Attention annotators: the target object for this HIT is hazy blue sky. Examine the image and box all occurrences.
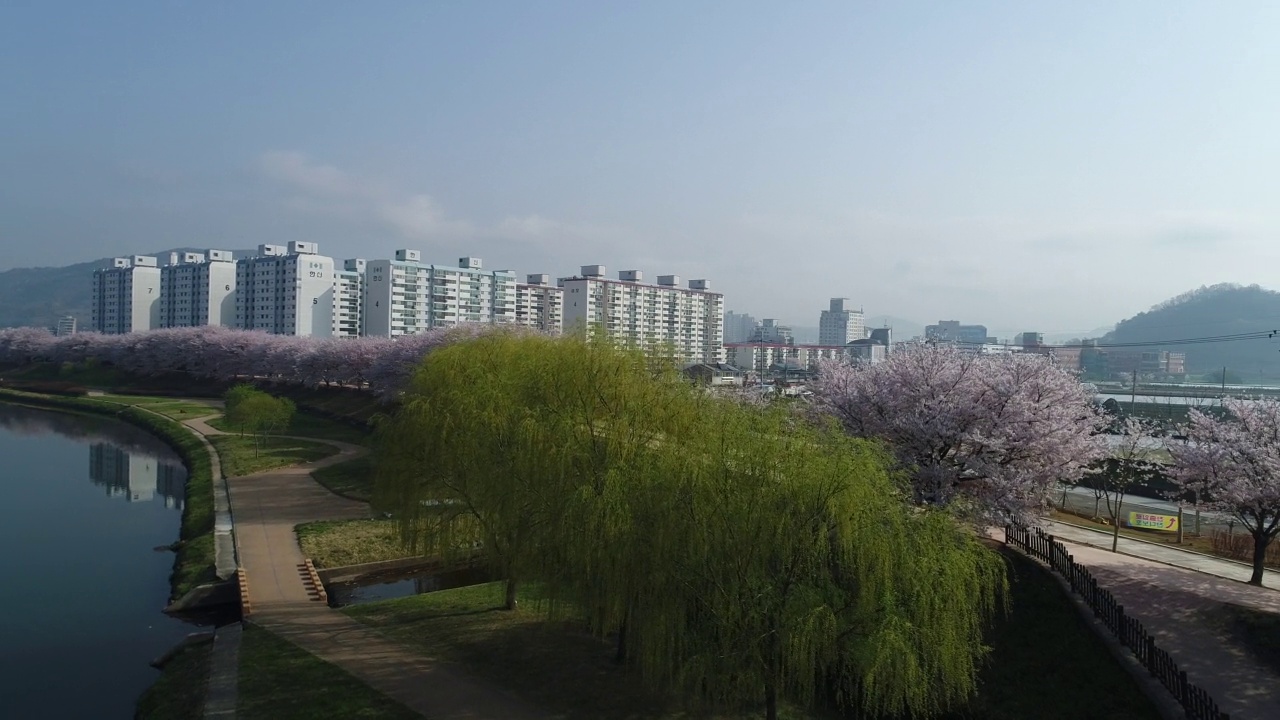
[4,1,1280,334]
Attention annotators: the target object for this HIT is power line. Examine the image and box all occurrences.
[937,330,1280,350]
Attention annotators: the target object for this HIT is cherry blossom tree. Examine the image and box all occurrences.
[1169,398,1280,586]
[812,344,1106,524]
[0,324,494,398]
[1084,416,1164,552]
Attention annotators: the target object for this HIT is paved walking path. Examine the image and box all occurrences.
[1042,518,1280,587]
[1001,525,1280,720]
[185,413,545,719]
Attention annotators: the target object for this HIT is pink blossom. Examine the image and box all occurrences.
[812,344,1106,524]
[1169,398,1280,585]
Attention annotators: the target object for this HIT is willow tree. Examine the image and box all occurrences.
[528,337,711,662]
[375,330,559,609]
[375,332,1009,718]
[629,402,1007,720]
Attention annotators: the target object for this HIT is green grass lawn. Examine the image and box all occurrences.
[238,624,418,720]
[1197,602,1280,675]
[296,519,413,568]
[96,393,221,420]
[209,434,338,477]
[344,550,1159,720]
[208,411,371,445]
[134,639,212,720]
[311,455,378,504]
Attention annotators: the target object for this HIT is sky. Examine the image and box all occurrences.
[4,1,1280,336]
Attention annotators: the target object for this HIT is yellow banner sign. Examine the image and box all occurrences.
[1128,512,1179,532]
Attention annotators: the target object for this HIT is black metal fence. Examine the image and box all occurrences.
[1005,523,1229,720]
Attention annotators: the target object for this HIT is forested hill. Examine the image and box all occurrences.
[0,257,111,331]
[0,249,252,331]
[1102,284,1280,382]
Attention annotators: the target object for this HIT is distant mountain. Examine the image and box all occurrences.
[0,249,253,330]
[1101,283,1280,382]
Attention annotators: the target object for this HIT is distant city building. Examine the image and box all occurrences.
[684,363,745,387]
[749,318,793,345]
[515,274,564,333]
[334,259,365,337]
[235,242,336,337]
[158,250,238,328]
[55,316,77,336]
[723,311,759,343]
[725,343,850,376]
[91,255,161,334]
[560,265,724,365]
[1094,350,1187,378]
[364,251,517,337]
[867,326,892,352]
[925,320,993,346]
[1015,331,1045,348]
[819,298,865,346]
[846,338,888,364]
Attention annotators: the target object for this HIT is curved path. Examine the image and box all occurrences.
[185,414,544,719]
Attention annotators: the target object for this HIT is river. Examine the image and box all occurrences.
[0,403,196,719]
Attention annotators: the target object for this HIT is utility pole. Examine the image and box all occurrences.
[1130,368,1138,415]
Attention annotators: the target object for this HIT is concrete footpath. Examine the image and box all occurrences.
[1008,523,1280,720]
[187,414,545,719]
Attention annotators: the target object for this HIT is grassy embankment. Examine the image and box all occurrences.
[134,641,213,720]
[237,624,418,720]
[343,550,1160,720]
[0,387,217,599]
[297,519,411,568]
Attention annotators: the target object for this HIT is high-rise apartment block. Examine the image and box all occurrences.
[750,318,793,345]
[363,251,517,337]
[158,250,238,328]
[515,274,564,332]
[91,256,161,334]
[334,259,365,338]
[818,298,865,346]
[559,266,724,364]
[55,316,77,336]
[723,311,759,343]
[235,242,336,337]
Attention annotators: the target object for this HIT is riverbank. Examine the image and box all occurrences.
[0,387,218,600]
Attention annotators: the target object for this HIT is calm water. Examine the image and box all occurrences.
[328,565,492,607]
[0,403,194,719]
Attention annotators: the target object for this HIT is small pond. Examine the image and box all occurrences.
[327,565,493,607]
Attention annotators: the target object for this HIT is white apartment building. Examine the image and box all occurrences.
[818,298,865,346]
[515,274,564,333]
[363,251,517,337]
[234,242,336,337]
[55,316,77,336]
[559,266,725,365]
[158,250,238,328]
[334,259,365,337]
[91,256,161,334]
[726,343,850,375]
